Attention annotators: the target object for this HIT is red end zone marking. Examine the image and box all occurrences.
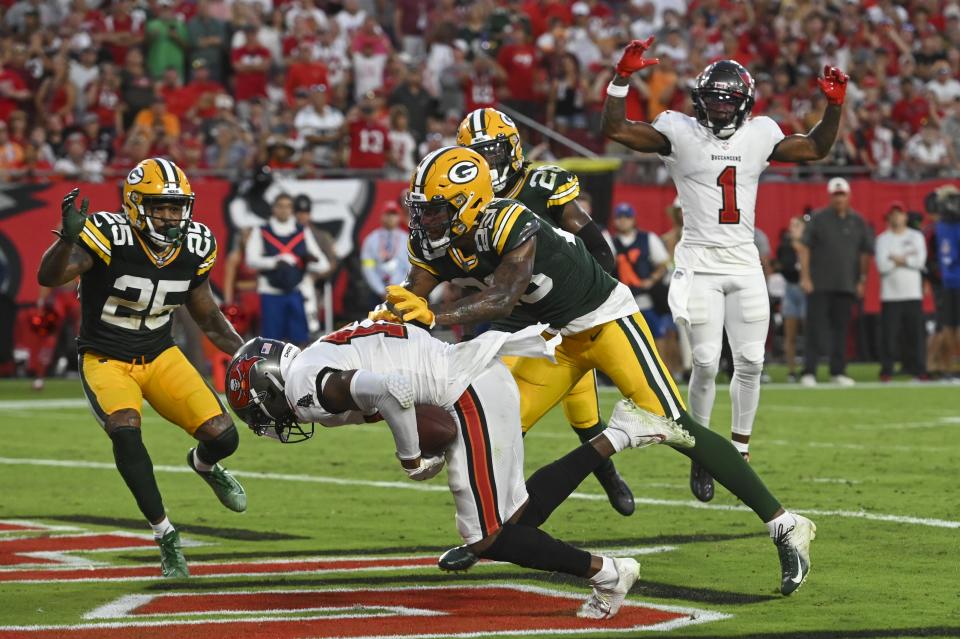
[0,556,438,582]
[0,534,156,566]
[0,585,728,638]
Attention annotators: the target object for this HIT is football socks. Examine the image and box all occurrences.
[478,524,592,578]
[109,427,165,523]
[518,443,605,528]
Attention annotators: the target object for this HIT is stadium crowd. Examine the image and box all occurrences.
[0,0,958,182]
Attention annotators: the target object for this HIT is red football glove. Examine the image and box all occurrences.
[817,66,848,105]
[615,37,660,78]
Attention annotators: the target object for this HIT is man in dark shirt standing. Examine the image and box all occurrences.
[798,178,875,386]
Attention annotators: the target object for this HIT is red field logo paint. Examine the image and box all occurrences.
[0,585,729,638]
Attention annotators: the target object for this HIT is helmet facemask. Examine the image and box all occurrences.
[133,193,195,247]
[693,90,750,139]
[408,190,478,254]
[469,137,517,194]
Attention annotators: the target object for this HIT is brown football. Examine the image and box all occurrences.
[415,404,457,456]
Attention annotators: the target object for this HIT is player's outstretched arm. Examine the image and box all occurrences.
[601,37,671,155]
[38,188,94,287]
[769,66,847,163]
[186,279,244,355]
[559,201,615,273]
[430,237,536,326]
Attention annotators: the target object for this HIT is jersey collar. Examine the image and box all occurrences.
[134,229,182,268]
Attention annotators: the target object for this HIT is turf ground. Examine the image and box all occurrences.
[0,369,958,638]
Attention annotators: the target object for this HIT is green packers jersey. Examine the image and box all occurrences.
[502,164,580,229]
[75,212,217,361]
[408,199,616,331]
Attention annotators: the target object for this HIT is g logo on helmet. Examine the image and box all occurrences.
[448,160,479,184]
[127,167,144,185]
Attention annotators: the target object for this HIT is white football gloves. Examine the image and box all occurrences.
[402,455,445,481]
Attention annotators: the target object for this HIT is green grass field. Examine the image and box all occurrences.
[1,372,958,638]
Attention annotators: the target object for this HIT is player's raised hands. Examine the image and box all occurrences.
[816,66,848,105]
[615,37,660,78]
[59,187,89,242]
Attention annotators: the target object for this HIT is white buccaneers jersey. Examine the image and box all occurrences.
[653,111,784,265]
[283,320,557,425]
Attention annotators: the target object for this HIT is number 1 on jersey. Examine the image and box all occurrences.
[716,165,741,224]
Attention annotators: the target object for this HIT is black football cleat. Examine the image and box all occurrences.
[689,460,715,502]
[438,545,479,572]
[594,461,635,516]
[774,515,816,595]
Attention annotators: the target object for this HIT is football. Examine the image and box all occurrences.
[415,404,457,456]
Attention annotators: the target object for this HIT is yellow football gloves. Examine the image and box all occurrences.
[385,285,436,329]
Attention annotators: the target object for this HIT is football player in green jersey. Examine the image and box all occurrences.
[37,158,246,578]
[455,107,634,518]
[376,146,816,596]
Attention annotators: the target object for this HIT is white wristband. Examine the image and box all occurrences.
[606,81,629,98]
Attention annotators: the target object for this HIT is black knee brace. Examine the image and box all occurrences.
[197,425,239,466]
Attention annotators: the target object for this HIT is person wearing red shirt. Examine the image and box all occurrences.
[101,0,145,65]
[184,59,225,119]
[284,42,329,106]
[463,56,503,113]
[892,80,932,134]
[157,67,194,118]
[497,26,542,118]
[346,98,389,169]
[231,26,271,102]
[0,62,30,122]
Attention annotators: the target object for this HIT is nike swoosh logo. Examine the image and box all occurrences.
[589,329,603,341]
[790,555,803,583]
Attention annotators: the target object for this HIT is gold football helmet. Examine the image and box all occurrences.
[407,146,493,252]
[456,108,524,195]
[122,157,195,247]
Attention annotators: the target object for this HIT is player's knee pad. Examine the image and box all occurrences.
[691,343,721,375]
[197,424,239,465]
[733,342,765,376]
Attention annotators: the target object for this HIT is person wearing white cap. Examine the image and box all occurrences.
[796,178,874,387]
[602,36,848,505]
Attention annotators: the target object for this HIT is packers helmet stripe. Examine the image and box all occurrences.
[153,157,174,183]
[412,147,449,193]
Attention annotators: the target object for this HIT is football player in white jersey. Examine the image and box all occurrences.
[602,37,847,502]
[225,321,695,619]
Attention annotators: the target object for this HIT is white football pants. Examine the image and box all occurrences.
[682,269,769,439]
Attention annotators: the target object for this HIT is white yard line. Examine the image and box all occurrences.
[0,456,955,530]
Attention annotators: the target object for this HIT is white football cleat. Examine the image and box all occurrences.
[775,514,817,596]
[831,374,855,387]
[800,374,817,387]
[578,557,640,620]
[607,400,695,449]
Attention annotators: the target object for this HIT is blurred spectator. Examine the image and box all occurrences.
[205,120,249,177]
[394,0,430,60]
[68,47,100,116]
[346,96,389,169]
[927,62,960,106]
[352,32,388,102]
[462,54,503,115]
[101,0,145,65]
[611,202,670,344]
[361,201,409,306]
[53,131,104,182]
[851,103,896,178]
[315,22,351,88]
[336,0,367,40]
[133,95,180,139]
[231,26,271,103]
[776,216,807,383]
[388,66,436,144]
[293,194,338,335]
[145,0,188,81]
[929,185,960,380]
[295,85,344,168]
[904,119,955,178]
[798,179,875,387]
[497,24,542,121]
[387,104,416,176]
[284,42,329,106]
[0,55,31,122]
[187,0,229,82]
[546,53,588,133]
[35,55,76,125]
[86,63,122,133]
[876,202,927,381]
[0,121,23,171]
[245,193,328,345]
[182,59,226,119]
[892,80,932,135]
[120,49,156,130]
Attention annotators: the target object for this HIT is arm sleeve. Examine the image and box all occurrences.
[650,110,677,161]
[350,369,420,460]
[76,215,113,265]
[875,234,894,274]
[244,227,279,271]
[576,222,615,274]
